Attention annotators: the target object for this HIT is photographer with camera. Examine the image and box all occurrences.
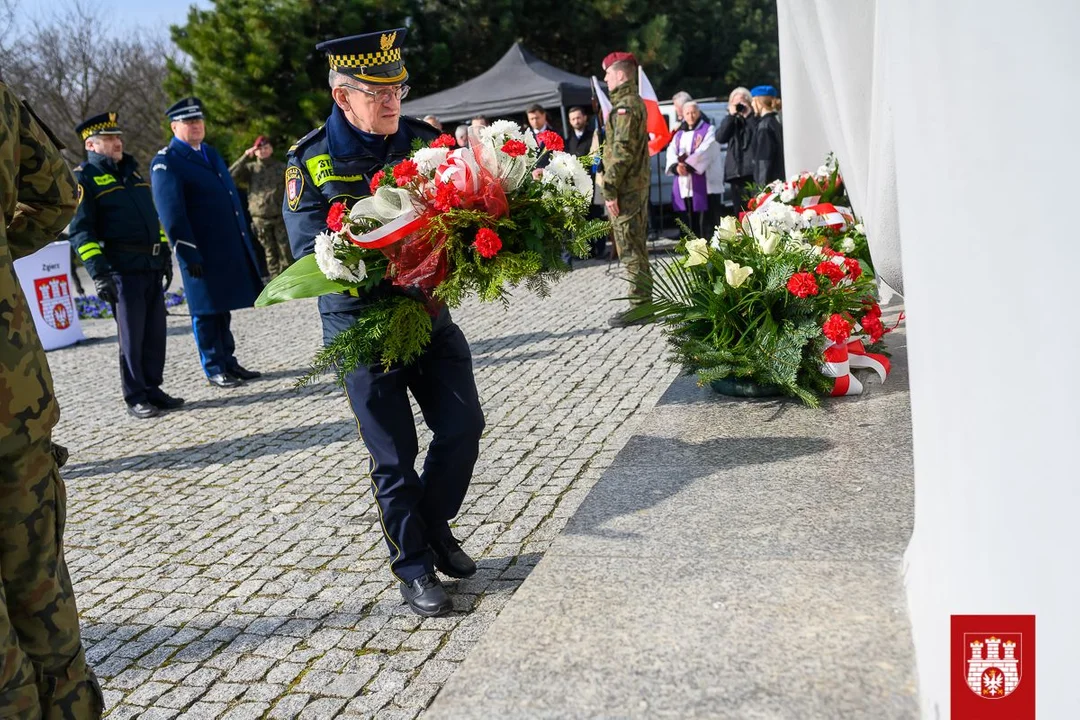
[716,86,757,213]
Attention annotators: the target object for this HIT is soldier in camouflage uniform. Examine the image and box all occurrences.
[230,136,292,278]
[0,80,104,719]
[601,52,652,327]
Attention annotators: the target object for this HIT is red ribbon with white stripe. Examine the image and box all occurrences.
[821,339,891,396]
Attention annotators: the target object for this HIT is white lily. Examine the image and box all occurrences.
[684,237,710,267]
[713,215,739,242]
[724,259,753,288]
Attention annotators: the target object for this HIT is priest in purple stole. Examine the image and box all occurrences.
[666,100,723,238]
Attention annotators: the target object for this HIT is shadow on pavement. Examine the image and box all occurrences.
[564,434,832,537]
[63,419,356,479]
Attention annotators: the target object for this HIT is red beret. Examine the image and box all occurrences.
[602,52,637,70]
[254,135,270,147]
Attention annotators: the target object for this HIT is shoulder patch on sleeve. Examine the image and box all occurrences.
[285,165,304,212]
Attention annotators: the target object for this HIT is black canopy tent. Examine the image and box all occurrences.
[401,43,595,131]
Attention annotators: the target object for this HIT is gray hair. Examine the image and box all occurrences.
[682,100,699,113]
[328,69,351,89]
[729,86,752,103]
[672,91,693,105]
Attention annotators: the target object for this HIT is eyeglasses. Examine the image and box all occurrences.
[341,83,410,103]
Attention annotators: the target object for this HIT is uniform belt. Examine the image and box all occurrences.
[106,242,164,256]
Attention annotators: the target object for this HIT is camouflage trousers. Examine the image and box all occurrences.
[0,439,103,719]
[609,188,651,306]
[251,217,293,279]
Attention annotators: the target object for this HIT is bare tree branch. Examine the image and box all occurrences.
[0,0,175,167]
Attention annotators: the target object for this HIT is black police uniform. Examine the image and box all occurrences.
[282,30,484,589]
[68,112,179,413]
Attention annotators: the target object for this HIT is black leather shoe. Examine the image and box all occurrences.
[148,392,185,410]
[127,402,160,419]
[400,573,453,617]
[431,536,476,579]
[208,373,243,388]
[229,365,262,380]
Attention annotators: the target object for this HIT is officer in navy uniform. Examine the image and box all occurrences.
[68,112,184,419]
[282,28,485,617]
[151,97,264,388]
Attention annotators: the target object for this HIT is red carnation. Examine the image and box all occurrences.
[369,170,386,194]
[433,182,461,212]
[861,313,886,343]
[823,313,852,344]
[326,202,347,232]
[786,271,819,298]
[473,227,502,259]
[843,257,863,280]
[816,260,845,285]
[862,299,882,319]
[393,159,419,187]
[821,247,841,257]
[430,134,456,148]
[501,139,527,157]
[536,130,564,152]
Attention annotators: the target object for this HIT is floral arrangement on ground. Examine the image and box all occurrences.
[745,154,873,270]
[634,204,895,407]
[256,122,607,383]
[77,289,186,319]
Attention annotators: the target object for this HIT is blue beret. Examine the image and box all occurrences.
[751,85,778,98]
[166,97,204,121]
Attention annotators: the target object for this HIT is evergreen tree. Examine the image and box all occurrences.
[166,0,779,158]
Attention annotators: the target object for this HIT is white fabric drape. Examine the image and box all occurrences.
[777,1,1079,717]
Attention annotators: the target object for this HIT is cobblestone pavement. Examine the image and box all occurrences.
[46,259,679,719]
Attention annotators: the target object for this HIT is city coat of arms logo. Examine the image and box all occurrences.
[34,274,73,330]
[963,634,1021,698]
[951,615,1035,720]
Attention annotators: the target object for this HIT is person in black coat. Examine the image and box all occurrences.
[68,112,184,419]
[564,107,605,257]
[283,29,485,619]
[749,85,785,186]
[716,86,758,212]
[152,97,264,389]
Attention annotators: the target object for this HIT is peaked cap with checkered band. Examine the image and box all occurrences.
[316,28,409,85]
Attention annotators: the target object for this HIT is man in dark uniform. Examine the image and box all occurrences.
[282,28,485,617]
[152,97,264,388]
[68,112,184,419]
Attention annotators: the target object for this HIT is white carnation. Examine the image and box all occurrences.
[541,151,592,198]
[314,231,366,283]
[841,237,856,253]
[480,120,526,146]
[779,187,796,203]
[412,147,449,175]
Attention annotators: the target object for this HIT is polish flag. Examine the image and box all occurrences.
[638,66,673,156]
[591,76,612,123]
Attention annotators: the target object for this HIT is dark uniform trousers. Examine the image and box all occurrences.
[324,309,485,583]
[111,271,167,405]
[191,313,238,377]
[286,108,485,582]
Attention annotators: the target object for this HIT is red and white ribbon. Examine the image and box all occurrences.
[800,202,854,231]
[345,210,426,249]
[821,339,891,397]
[435,148,481,195]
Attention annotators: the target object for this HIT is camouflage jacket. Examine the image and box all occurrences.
[0,81,78,458]
[601,80,650,199]
[230,153,286,219]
